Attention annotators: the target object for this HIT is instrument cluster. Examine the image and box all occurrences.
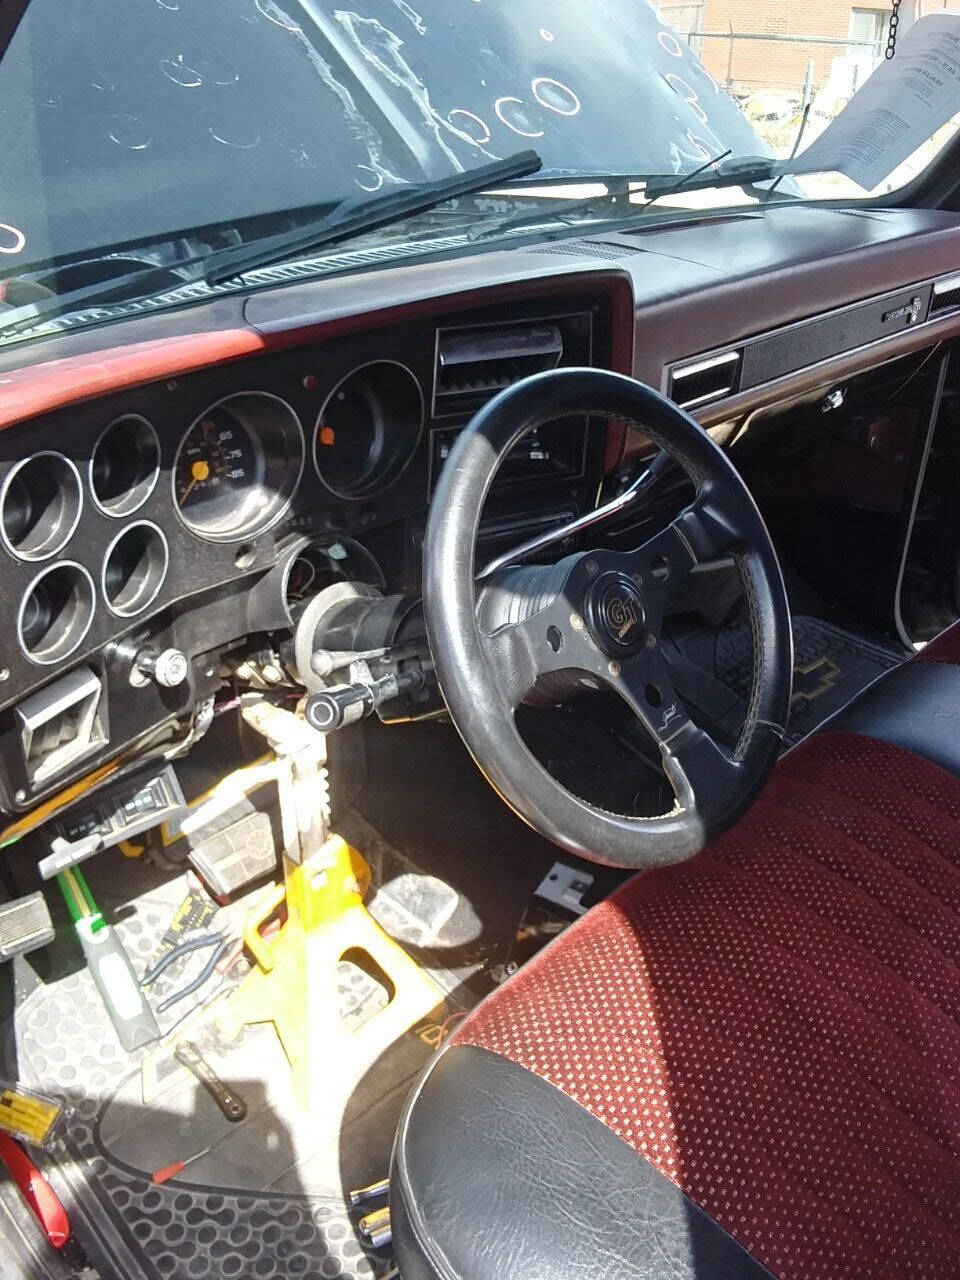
[0,358,430,688]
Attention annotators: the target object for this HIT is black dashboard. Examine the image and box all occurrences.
[0,292,615,811]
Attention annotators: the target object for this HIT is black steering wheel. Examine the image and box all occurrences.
[423,368,793,868]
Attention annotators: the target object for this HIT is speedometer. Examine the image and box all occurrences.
[173,393,304,541]
[175,406,262,532]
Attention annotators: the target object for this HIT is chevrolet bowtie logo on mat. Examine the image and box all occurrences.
[791,655,842,703]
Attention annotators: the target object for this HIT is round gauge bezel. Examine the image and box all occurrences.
[101,520,170,618]
[89,414,161,518]
[17,560,96,665]
[313,360,424,501]
[0,451,83,563]
[172,392,305,542]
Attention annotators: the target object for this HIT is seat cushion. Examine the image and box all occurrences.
[826,619,960,774]
[394,729,960,1280]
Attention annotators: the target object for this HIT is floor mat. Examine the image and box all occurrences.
[0,850,461,1280]
[716,614,906,745]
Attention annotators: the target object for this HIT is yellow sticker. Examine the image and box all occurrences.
[0,1089,60,1143]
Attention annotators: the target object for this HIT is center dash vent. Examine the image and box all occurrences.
[434,320,573,417]
[667,349,742,409]
[930,273,960,315]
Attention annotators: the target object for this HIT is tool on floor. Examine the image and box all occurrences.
[0,1133,71,1249]
[150,1127,237,1185]
[140,932,228,1014]
[357,1204,392,1249]
[161,875,218,944]
[56,866,160,1052]
[0,891,55,961]
[0,1082,66,1148]
[348,1176,390,1208]
[218,700,443,1110]
[174,1040,247,1121]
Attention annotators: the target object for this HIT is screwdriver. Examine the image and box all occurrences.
[152,1127,237,1185]
[150,1095,267,1184]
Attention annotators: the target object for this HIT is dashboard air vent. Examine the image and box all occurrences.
[433,322,565,417]
[667,350,742,409]
[930,273,960,315]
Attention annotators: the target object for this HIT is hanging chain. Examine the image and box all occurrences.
[885,0,901,60]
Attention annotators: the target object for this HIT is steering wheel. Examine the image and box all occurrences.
[422,368,793,869]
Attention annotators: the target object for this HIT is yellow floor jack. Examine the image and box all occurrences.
[217,698,442,1259]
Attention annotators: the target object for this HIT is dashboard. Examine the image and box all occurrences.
[4,202,960,818]
[0,291,615,811]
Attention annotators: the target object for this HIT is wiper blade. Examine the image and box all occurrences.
[203,149,543,286]
[643,155,779,201]
[0,254,208,340]
[469,156,787,244]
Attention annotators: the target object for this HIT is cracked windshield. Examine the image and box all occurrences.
[1,0,960,345]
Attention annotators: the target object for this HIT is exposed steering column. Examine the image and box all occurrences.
[422,367,794,869]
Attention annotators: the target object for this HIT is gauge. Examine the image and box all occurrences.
[315,361,423,499]
[173,393,304,541]
[175,406,262,530]
[283,536,385,623]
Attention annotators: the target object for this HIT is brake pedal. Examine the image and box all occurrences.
[0,892,54,961]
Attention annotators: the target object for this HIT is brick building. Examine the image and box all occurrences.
[658,0,960,99]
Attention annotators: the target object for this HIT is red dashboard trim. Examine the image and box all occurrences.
[0,329,266,431]
[0,273,635,465]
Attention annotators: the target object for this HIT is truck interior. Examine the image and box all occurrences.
[3,1,960,1277]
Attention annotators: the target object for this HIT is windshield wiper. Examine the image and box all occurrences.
[0,151,542,341]
[0,254,209,340]
[643,155,779,201]
[468,155,789,245]
[202,150,543,286]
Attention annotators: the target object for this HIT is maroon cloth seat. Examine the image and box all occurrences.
[393,622,960,1280]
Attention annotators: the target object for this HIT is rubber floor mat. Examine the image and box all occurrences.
[715,614,906,745]
[0,858,455,1280]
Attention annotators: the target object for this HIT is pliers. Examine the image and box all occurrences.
[141,933,229,1014]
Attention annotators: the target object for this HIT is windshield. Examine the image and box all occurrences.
[1,0,959,345]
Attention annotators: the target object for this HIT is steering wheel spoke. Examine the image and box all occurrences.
[612,646,690,744]
[661,723,743,831]
[479,562,595,709]
[672,486,746,564]
[483,612,559,709]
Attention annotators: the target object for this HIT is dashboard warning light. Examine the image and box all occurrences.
[319,425,336,447]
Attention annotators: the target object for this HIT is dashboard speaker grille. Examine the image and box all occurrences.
[532,239,643,260]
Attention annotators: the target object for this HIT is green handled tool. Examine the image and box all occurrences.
[57,867,159,1052]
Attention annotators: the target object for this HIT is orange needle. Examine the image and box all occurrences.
[179,458,210,504]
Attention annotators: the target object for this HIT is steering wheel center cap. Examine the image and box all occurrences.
[586,572,647,656]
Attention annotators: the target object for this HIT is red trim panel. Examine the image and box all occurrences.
[0,272,634,453]
[0,330,265,431]
[453,730,960,1280]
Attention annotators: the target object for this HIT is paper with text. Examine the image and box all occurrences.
[781,15,960,189]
